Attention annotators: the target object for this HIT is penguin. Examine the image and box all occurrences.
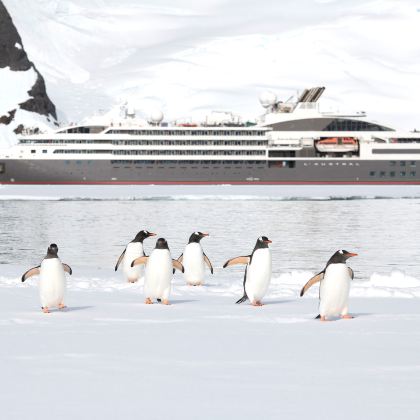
[223,236,272,306]
[21,243,72,313]
[131,238,184,305]
[178,232,213,286]
[115,230,156,283]
[300,249,358,321]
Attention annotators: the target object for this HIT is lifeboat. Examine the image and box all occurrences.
[316,137,358,153]
[177,123,198,127]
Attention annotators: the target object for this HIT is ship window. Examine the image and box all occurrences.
[400,171,406,177]
[410,171,416,177]
[389,161,396,166]
[369,171,375,176]
[43,150,47,153]
[380,171,386,177]
[410,161,416,166]
[400,161,406,166]
[389,171,395,177]
[31,150,36,154]
[0,163,4,174]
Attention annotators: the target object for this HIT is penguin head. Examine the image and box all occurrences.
[155,238,169,250]
[188,231,209,243]
[330,249,358,264]
[254,236,272,250]
[47,243,58,256]
[133,230,156,242]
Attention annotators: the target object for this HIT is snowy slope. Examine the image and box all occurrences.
[3,0,420,128]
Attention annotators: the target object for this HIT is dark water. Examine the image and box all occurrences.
[1,197,419,280]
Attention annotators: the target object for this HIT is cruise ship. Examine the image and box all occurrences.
[1,87,420,184]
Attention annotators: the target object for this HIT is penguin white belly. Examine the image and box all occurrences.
[144,250,173,299]
[39,259,66,308]
[245,249,272,302]
[123,242,144,282]
[182,243,205,285]
[319,263,351,317]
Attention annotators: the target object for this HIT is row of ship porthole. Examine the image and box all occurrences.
[303,162,360,166]
[369,171,416,177]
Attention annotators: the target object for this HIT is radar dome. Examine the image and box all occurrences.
[259,91,277,108]
[150,110,164,124]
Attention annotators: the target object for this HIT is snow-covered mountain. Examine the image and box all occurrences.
[0,1,57,146]
[2,0,420,130]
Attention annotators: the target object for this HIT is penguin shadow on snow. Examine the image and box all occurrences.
[39,305,94,313]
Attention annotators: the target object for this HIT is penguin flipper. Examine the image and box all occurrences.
[348,267,354,280]
[62,263,72,275]
[203,252,213,274]
[115,248,126,271]
[131,256,149,267]
[21,266,40,282]
[178,253,183,263]
[223,256,250,268]
[300,272,324,296]
[172,260,184,273]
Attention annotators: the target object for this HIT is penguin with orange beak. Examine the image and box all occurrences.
[300,249,358,321]
[178,232,213,286]
[223,236,272,306]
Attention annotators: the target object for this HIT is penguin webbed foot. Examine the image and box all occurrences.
[341,314,354,319]
[41,307,50,314]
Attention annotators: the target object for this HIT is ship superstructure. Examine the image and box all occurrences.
[1,87,419,184]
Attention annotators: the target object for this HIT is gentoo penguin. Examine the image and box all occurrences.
[178,232,213,286]
[115,230,156,283]
[131,238,184,305]
[21,243,72,313]
[223,236,272,306]
[300,250,358,321]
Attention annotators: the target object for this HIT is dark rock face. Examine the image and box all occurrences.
[0,1,57,120]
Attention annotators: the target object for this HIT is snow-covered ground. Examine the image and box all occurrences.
[1,194,420,418]
[1,269,420,419]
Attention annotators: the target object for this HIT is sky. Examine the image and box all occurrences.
[3,0,420,129]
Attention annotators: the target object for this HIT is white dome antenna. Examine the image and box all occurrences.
[259,91,277,108]
[149,110,164,126]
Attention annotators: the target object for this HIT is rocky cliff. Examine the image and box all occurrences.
[0,0,56,138]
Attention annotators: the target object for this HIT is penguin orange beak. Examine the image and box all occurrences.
[201,233,209,237]
[347,252,358,257]
[264,239,272,244]
[148,232,157,237]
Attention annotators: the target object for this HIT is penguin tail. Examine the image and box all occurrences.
[236,294,248,304]
[315,314,321,319]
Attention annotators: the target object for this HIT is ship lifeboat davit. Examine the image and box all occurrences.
[316,137,358,153]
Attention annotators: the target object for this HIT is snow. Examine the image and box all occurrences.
[0,66,37,116]
[1,267,420,419]
[3,0,420,129]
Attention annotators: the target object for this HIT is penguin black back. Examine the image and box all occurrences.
[155,238,169,250]
[45,243,59,259]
